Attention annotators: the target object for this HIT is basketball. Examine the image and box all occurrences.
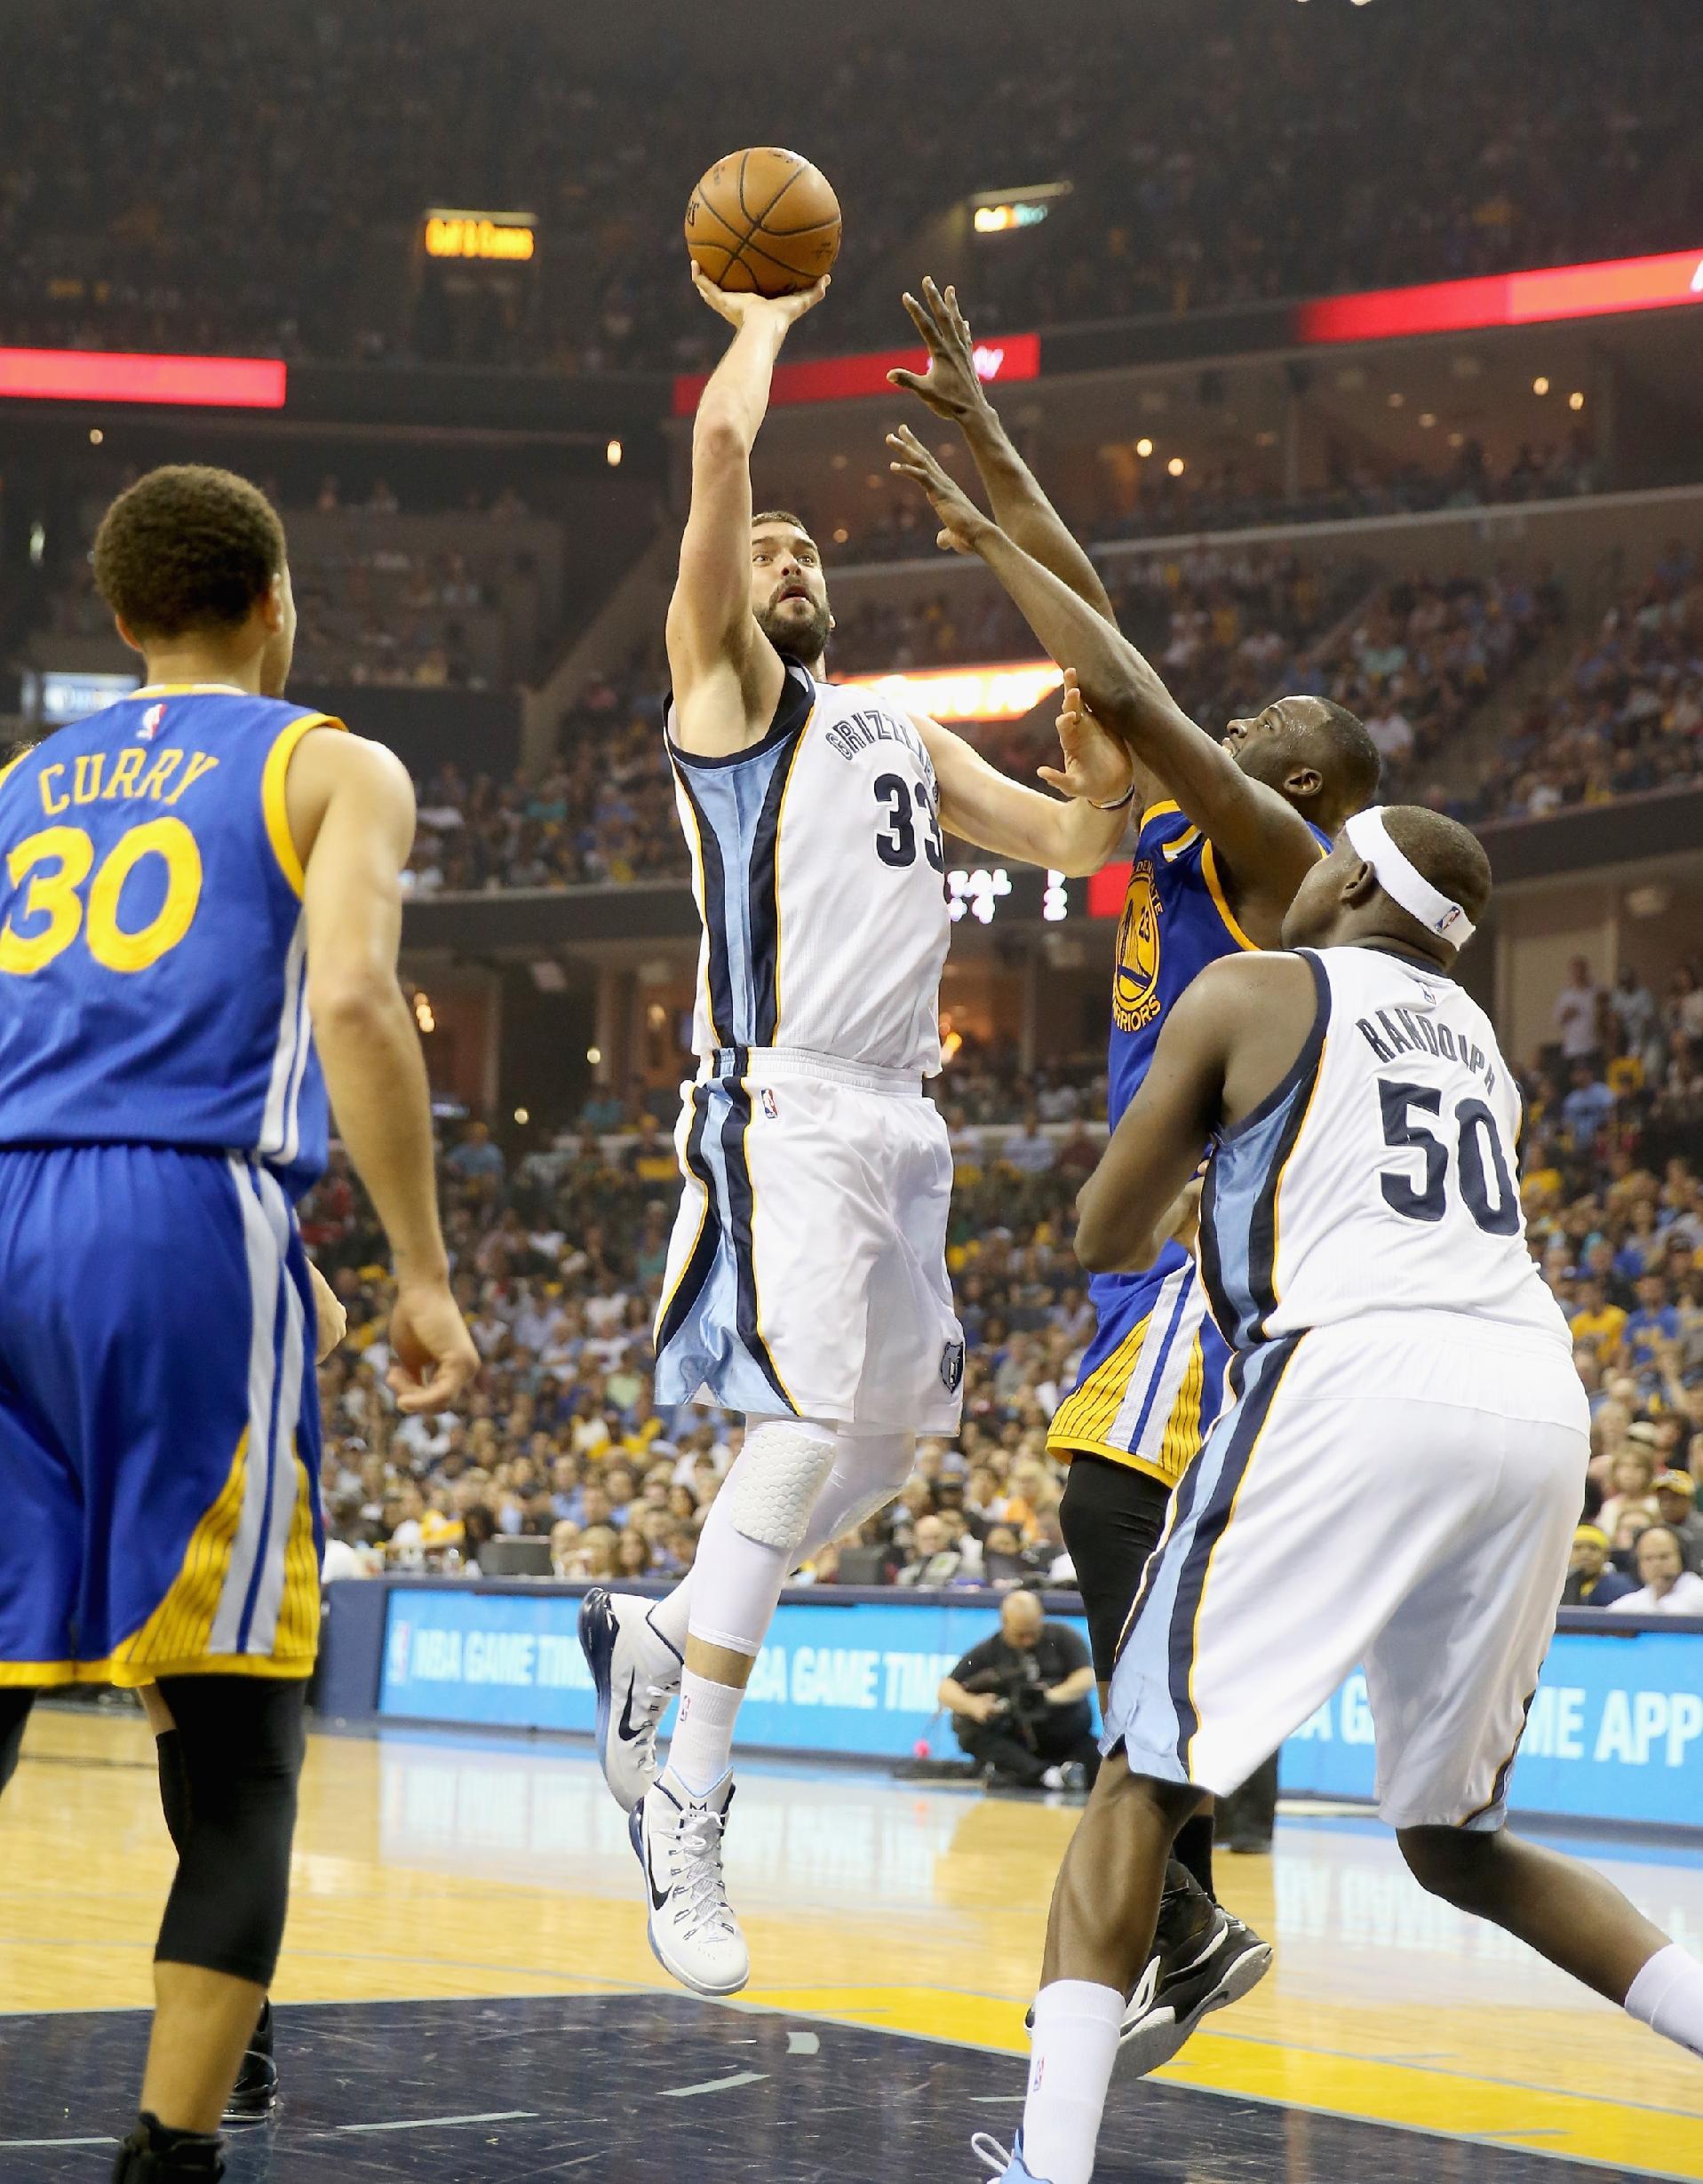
[685,147,841,297]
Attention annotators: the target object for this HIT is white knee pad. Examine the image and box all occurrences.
[792,1430,919,1566]
[728,1419,837,1556]
[824,1428,917,1539]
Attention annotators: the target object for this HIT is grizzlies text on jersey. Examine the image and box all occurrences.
[0,684,338,1686]
[1048,800,1328,1484]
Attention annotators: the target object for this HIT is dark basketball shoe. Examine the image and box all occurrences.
[222,2000,278,2124]
[1118,1872,1273,2076]
[111,2117,225,2180]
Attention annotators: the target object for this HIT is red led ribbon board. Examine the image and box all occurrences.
[0,350,287,407]
[1296,248,1703,345]
[672,332,1039,417]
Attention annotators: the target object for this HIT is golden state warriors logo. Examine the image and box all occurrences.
[1112,860,1163,1033]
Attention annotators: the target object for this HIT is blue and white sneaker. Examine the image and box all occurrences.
[578,1587,681,1814]
[631,1763,749,1996]
[972,2130,1049,2181]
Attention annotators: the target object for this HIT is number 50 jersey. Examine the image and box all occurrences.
[665,659,951,1077]
[1202,944,1571,1356]
[0,684,342,1199]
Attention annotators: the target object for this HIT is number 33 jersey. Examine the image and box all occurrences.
[665,660,951,1077]
[0,684,341,1199]
[1201,945,1571,1355]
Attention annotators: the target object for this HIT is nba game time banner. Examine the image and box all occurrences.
[374,1586,1703,1830]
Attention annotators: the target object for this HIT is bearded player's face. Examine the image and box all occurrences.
[752,523,832,663]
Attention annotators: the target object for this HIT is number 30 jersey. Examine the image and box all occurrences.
[1201,944,1571,1355]
[0,684,342,1198]
[666,659,951,1076]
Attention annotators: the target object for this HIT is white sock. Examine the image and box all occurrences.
[1627,1942,1703,2059]
[644,1585,689,1664]
[1022,1980,1122,2184]
[665,1668,744,1795]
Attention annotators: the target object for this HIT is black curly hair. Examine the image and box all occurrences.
[92,465,287,639]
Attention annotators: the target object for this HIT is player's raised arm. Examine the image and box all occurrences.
[286,730,477,1413]
[665,268,829,753]
[890,279,1118,625]
[887,425,1325,909]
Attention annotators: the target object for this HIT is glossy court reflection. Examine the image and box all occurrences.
[2,1707,1699,2180]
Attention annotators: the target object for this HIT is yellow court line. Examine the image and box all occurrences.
[742,1983,1703,2181]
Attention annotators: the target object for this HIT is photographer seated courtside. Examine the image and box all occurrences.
[940,1591,1101,1793]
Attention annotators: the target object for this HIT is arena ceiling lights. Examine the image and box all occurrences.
[969,181,1073,235]
[0,349,287,406]
[839,660,1062,726]
[1297,246,1703,344]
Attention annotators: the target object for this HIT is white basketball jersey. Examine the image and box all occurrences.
[1201,945,1570,1353]
[665,660,951,1076]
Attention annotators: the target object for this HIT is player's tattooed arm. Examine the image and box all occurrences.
[887,424,1320,925]
[666,267,830,751]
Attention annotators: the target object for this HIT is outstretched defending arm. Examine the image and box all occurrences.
[888,425,1323,910]
[665,269,828,756]
[287,729,477,1413]
[890,279,1118,623]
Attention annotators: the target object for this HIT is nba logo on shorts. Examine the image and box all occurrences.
[760,1088,779,1120]
[939,1339,964,1394]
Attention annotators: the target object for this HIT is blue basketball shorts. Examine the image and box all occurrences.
[1047,1243,1231,1490]
[0,1144,322,1688]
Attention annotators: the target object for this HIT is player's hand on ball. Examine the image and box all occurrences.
[306,1259,348,1363]
[887,277,990,422]
[886,424,992,554]
[386,1277,480,1414]
[1039,667,1134,807]
[688,263,830,330]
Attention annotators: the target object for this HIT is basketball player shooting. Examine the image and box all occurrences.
[890,295,1379,2069]
[577,259,1142,1999]
[968,806,1703,2184]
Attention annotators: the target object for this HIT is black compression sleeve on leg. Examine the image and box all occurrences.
[1059,1453,1172,1684]
[152,1677,306,1987]
[0,1688,34,1796]
[155,1727,192,1856]
[1174,1809,1216,1902]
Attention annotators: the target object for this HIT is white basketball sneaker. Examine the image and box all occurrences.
[631,1765,750,1997]
[578,1587,681,1814]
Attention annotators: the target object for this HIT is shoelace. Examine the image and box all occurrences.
[971,2132,1013,2178]
[666,1799,738,1941]
[631,1679,672,1780]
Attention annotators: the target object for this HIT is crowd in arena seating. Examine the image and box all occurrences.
[398,549,1579,894]
[847,436,1602,568]
[1,2,1694,369]
[1457,544,1703,822]
[305,951,1703,1608]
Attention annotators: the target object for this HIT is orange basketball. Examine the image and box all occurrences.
[685,147,841,298]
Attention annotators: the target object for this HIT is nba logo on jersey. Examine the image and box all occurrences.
[760,1088,779,1120]
[138,703,166,741]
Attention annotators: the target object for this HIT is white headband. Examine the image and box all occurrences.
[1343,806,1476,946]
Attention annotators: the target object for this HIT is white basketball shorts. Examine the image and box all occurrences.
[1104,1308,1589,1831]
[653,1048,964,1434]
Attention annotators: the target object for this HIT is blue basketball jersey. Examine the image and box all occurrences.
[0,682,343,1198]
[1106,800,1332,1126]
